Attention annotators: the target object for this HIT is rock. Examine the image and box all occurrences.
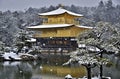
[65,74,73,79]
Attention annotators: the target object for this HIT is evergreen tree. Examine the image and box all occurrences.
[98,1,105,11]
[93,1,106,22]
[71,5,79,13]
[106,0,114,10]
[47,5,56,11]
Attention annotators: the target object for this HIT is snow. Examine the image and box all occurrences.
[87,46,100,52]
[78,76,98,79]
[27,24,73,29]
[19,53,35,57]
[26,38,36,42]
[30,38,36,42]
[78,44,86,48]
[70,38,77,41]
[76,25,93,29]
[2,52,21,60]
[65,74,73,79]
[40,65,43,69]
[2,52,35,60]
[27,24,93,29]
[39,7,83,17]
[78,44,100,52]
[78,76,111,79]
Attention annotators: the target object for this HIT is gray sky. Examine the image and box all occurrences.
[0,0,119,11]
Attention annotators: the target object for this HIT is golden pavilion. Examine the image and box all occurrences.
[28,7,92,53]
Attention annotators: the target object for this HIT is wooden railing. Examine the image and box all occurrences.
[43,20,79,25]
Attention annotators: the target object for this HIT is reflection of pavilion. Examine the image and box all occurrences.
[28,7,92,53]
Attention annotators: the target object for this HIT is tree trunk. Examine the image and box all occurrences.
[100,51,103,79]
[86,64,91,79]
[100,65,103,79]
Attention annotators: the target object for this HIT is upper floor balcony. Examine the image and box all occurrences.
[42,19,80,25]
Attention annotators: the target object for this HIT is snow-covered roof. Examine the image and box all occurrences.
[39,7,83,17]
[27,24,93,29]
[78,44,100,52]
[27,24,73,29]
[76,25,93,29]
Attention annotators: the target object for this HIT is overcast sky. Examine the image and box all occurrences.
[0,0,119,11]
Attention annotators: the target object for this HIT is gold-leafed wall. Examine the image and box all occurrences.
[42,13,80,25]
[69,26,89,37]
[33,26,90,38]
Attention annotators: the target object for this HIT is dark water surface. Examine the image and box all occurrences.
[0,55,120,79]
[0,60,65,79]
[92,55,120,79]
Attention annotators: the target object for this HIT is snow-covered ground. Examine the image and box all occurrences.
[2,52,21,60]
[64,74,111,79]
[2,52,35,61]
[78,76,111,79]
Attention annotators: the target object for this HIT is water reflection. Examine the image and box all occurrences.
[0,55,120,79]
[103,55,120,79]
[0,61,33,79]
[0,57,68,79]
[92,55,120,79]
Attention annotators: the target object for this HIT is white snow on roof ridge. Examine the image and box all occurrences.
[76,25,93,29]
[39,7,83,16]
[27,24,73,29]
[27,24,93,29]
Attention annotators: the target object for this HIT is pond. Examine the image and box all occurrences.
[0,55,120,79]
[103,55,120,79]
[0,60,66,79]
[92,54,120,79]
[0,55,86,79]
